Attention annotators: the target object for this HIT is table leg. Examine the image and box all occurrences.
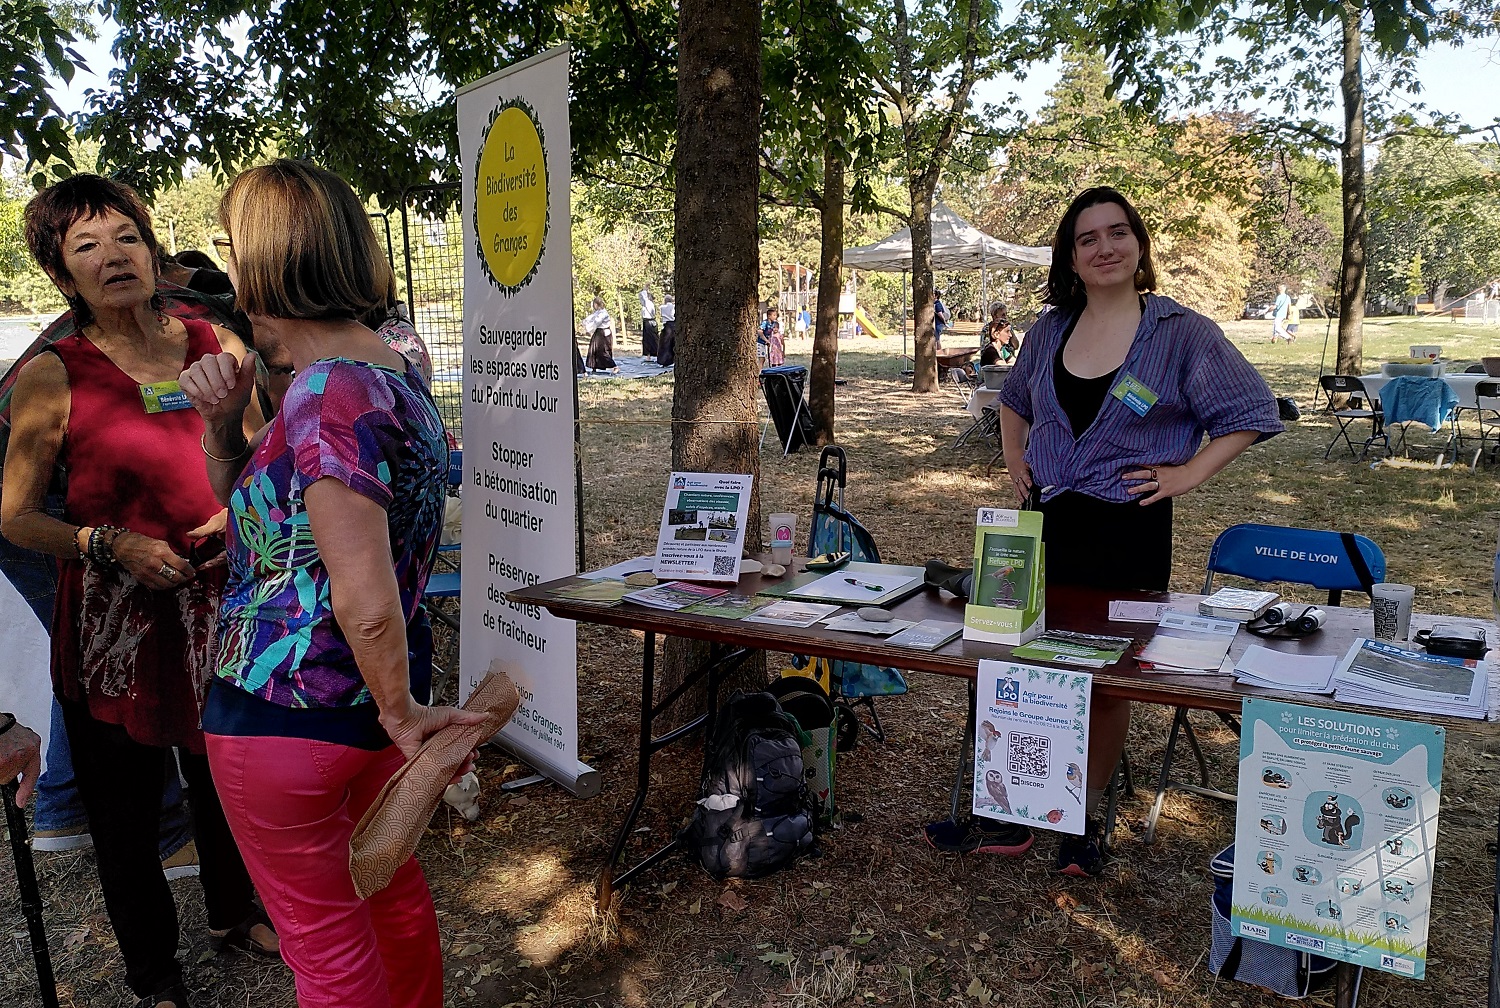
[4,783,60,1008]
[598,630,657,911]
[596,636,753,911]
[1491,807,1499,1008]
[1333,962,1361,1008]
[948,678,977,821]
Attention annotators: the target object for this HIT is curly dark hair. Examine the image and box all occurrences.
[24,174,162,327]
[1044,186,1156,313]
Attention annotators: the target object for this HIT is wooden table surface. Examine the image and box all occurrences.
[510,558,1498,735]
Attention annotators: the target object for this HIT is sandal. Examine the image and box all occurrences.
[210,906,280,958]
[134,981,192,1008]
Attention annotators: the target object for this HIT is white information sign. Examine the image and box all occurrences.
[652,472,753,582]
[1230,698,1444,979]
[972,660,1092,836]
[458,45,597,797]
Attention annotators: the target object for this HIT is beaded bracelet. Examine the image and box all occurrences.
[87,524,126,566]
[72,525,87,561]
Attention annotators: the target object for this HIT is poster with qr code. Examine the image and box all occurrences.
[972,659,1092,835]
[652,472,753,582]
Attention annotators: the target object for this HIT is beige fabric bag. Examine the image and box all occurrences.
[349,666,520,899]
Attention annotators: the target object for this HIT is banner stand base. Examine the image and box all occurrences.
[486,733,602,799]
[499,774,547,793]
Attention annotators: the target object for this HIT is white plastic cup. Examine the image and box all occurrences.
[1372,583,1415,641]
[769,512,796,566]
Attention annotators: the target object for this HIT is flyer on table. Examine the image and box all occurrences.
[972,660,1091,836]
[653,472,753,581]
[1230,698,1445,979]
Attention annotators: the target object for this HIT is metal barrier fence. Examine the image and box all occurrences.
[400,183,465,440]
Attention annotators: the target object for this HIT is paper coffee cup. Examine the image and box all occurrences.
[769,512,796,565]
[1372,583,1415,641]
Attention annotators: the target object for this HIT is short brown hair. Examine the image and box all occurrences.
[1044,187,1157,313]
[23,174,161,326]
[219,160,393,320]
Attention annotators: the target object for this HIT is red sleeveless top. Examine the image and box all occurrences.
[50,319,228,751]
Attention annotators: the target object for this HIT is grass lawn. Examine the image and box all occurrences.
[5,315,1500,1007]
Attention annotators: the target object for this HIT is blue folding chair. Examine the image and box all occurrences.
[790,446,908,750]
[1144,524,1386,843]
[422,449,464,698]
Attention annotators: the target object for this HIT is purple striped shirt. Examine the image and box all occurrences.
[999,294,1282,504]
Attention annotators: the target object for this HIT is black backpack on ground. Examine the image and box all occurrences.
[679,690,817,879]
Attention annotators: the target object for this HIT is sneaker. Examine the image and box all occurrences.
[32,827,93,852]
[162,840,200,881]
[1056,819,1106,877]
[924,815,1034,856]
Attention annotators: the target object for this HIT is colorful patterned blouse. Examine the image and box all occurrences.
[215,358,447,709]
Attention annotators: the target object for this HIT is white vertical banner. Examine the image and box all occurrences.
[458,45,598,797]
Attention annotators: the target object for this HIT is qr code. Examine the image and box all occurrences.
[712,555,737,576]
[1007,733,1049,778]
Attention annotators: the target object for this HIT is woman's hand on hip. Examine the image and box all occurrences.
[112,531,195,589]
[1123,463,1198,505]
[181,351,257,427]
[1004,457,1033,505]
[381,701,492,778]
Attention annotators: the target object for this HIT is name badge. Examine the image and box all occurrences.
[1110,373,1159,417]
[140,380,193,414]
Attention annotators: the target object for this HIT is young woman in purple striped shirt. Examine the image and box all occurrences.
[988,187,1281,875]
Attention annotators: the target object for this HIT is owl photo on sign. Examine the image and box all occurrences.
[984,770,1013,814]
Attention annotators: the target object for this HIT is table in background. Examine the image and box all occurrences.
[1359,371,1492,409]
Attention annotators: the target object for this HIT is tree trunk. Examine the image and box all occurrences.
[1335,1,1366,378]
[665,0,765,710]
[809,137,844,444]
[909,182,937,392]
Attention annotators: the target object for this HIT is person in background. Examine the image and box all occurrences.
[933,294,950,349]
[795,306,811,338]
[934,186,1281,877]
[639,288,658,361]
[160,251,235,298]
[582,297,617,373]
[1271,284,1290,343]
[181,160,486,1007]
[3,173,278,1008]
[656,293,676,367]
[0,711,42,806]
[759,306,784,367]
[979,304,1019,366]
[1285,289,1301,343]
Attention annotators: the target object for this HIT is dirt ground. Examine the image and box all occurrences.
[4,315,1499,1007]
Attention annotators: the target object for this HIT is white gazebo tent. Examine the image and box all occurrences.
[842,201,1051,352]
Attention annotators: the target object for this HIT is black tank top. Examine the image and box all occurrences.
[1052,313,1119,438]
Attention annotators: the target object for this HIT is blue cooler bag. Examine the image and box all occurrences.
[1209,844,1338,998]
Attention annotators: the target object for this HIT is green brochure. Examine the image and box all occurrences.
[963,507,1045,645]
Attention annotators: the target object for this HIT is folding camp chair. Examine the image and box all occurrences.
[1319,375,1389,460]
[787,446,908,750]
[1144,524,1385,843]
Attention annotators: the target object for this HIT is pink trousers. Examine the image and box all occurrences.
[205,733,443,1008]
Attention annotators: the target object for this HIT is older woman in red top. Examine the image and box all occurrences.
[1,175,277,1008]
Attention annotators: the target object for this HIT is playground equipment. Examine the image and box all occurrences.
[777,264,886,340]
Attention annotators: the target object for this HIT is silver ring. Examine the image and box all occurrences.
[159,564,176,578]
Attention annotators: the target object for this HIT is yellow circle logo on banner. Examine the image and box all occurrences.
[475,101,548,293]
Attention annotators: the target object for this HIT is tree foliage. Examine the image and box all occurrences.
[0,0,92,181]
[1367,133,1500,307]
[983,50,1263,320]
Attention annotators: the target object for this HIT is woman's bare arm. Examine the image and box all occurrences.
[305,478,485,758]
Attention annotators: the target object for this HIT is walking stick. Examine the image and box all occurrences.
[3,781,60,1008]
